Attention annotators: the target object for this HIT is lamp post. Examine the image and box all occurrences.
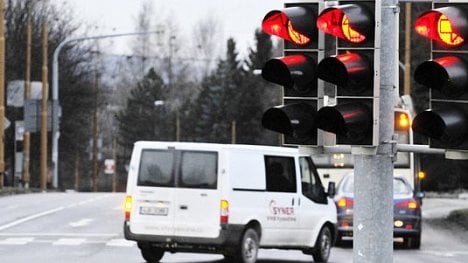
[51,31,164,188]
[154,100,180,141]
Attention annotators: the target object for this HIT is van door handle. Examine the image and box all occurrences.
[292,198,295,206]
[180,205,188,210]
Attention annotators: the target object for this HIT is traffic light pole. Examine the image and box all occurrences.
[353,1,397,262]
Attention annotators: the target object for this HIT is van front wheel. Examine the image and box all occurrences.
[312,226,332,263]
[140,246,164,263]
[233,228,259,263]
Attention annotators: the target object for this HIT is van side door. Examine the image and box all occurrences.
[262,155,302,246]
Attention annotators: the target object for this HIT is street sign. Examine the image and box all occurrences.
[7,80,42,107]
[104,159,115,174]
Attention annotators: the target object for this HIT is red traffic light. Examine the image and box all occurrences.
[317,4,373,44]
[414,56,468,98]
[415,7,467,47]
[262,6,317,45]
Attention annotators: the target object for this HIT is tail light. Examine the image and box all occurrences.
[336,197,354,208]
[124,196,133,221]
[220,200,229,224]
[395,199,419,209]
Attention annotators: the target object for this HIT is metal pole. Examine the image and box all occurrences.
[353,1,397,262]
[0,0,4,189]
[51,31,166,188]
[40,20,48,191]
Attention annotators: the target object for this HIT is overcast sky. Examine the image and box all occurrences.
[58,0,282,57]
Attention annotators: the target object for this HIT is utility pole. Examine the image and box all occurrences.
[23,3,32,189]
[353,1,397,262]
[91,53,101,192]
[40,19,48,191]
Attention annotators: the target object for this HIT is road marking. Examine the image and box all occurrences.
[0,207,65,231]
[106,238,136,247]
[53,238,86,246]
[0,237,34,245]
[0,232,118,237]
[69,218,95,227]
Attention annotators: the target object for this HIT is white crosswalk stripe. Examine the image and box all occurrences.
[0,235,135,247]
[53,238,86,246]
[0,237,34,245]
[106,238,136,247]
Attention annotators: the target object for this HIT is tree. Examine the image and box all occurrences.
[116,68,174,159]
[243,29,280,145]
[5,0,95,188]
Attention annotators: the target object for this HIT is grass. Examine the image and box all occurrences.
[446,209,468,231]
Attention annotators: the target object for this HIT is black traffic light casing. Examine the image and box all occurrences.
[261,1,324,146]
[412,2,468,151]
[315,1,379,146]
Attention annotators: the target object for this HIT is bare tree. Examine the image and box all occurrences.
[191,14,222,79]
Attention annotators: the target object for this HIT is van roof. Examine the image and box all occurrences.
[134,141,301,154]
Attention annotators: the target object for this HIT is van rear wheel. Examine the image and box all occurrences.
[140,246,164,263]
[232,228,259,263]
[312,226,332,263]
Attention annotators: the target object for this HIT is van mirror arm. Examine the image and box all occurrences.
[327,182,336,198]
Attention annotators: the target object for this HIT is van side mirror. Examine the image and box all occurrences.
[415,191,425,205]
[327,182,336,198]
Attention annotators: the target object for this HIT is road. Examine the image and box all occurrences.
[0,192,467,263]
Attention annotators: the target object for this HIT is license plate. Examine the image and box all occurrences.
[140,206,168,216]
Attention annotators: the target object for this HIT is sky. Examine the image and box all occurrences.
[58,0,283,58]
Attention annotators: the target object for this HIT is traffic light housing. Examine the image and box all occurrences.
[314,1,378,146]
[260,2,322,146]
[412,2,468,152]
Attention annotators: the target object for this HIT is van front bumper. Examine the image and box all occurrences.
[124,221,244,252]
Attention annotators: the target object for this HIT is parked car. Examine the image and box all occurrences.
[334,173,423,249]
[124,141,337,263]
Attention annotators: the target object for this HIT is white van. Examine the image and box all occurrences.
[124,141,337,263]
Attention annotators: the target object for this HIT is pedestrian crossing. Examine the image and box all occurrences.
[0,236,135,247]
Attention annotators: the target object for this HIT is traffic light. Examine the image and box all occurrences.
[261,2,322,145]
[412,3,468,151]
[314,2,378,146]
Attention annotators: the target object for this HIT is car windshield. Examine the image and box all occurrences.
[341,176,412,195]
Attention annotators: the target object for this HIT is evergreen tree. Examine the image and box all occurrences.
[244,29,281,145]
[117,68,174,158]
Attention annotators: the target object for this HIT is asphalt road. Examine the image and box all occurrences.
[0,192,467,263]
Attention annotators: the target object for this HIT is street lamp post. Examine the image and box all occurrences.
[51,31,163,188]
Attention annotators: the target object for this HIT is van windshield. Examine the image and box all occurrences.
[137,149,218,189]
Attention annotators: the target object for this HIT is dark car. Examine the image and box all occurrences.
[334,173,423,249]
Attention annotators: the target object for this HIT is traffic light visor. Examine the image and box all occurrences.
[414,56,468,98]
[317,52,371,93]
[315,102,372,143]
[412,107,468,146]
[262,7,316,45]
[317,4,373,43]
[262,55,316,92]
[262,103,316,136]
[415,7,467,47]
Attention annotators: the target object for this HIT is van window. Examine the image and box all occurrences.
[180,151,218,189]
[265,156,297,193]
[138,150,174,187]
[300,157,327,204]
